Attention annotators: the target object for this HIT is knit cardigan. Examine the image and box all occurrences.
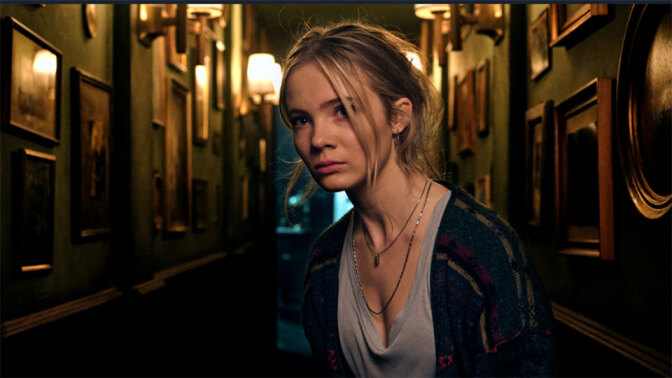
[302,182,557,376]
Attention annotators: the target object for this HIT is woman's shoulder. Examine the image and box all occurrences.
[438,181,523,256]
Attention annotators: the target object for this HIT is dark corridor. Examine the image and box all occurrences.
[1,247,312,377]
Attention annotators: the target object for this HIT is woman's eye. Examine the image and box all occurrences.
[290,116,310,129]
[335,105,349,119]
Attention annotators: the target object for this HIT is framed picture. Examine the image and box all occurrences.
[447,75,457,130]
[2,17,62,145]
[241,175,249,221]
[71,68,113,241]
[475,174,492,209]
[456,69,476,155]
[549,4,609,47]
[554,78,614,260]
[165,79,192,233]
[616,4,671,219]
[525,101,553,227]
[193,179,208,231]
[165,4,187,73]
[152,171,163,232]
[475,59,489,136]
[528,8,551,81]
[193,56,209,145]
[15,148,55,273]
[152,36,166,128]
[214,41,226,110]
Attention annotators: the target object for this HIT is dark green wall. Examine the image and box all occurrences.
[447,3,670,358]
[1,4,117,320]
[1,4,232,321]
[524,4,671,354]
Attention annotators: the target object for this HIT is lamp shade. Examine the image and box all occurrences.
[414,4,452,20]
[266,62,283,105]
[187,4,223,19]
[247,53,276,96]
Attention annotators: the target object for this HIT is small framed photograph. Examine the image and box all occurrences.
[165,4,187,73]
[447,75,457,130]
[214,41,226,110]
[475,59,489,136]
[152,36,167,128]
[549,4,609,47]
[165,79,192,233]
[456,69,476,155]
[152,171,163,232]
[2,17,62,145]
[528,8,551,81]
[554,78,614,260]
[241,175,249,221]
[525,101,553,227]
[193,179,208,231]
[15,148,55,273]
[475,173,492,209]
[71,68,114,241]
[193,56,209,145]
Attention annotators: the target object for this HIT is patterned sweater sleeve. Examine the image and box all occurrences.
[441,190,557,376]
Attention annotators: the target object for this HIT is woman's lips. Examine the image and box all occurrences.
[315,161,345,175]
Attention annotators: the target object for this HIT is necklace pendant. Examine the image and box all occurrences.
[374,254,380,267]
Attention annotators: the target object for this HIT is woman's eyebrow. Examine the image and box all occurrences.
[288,98,343,115]
[319,98,342,110]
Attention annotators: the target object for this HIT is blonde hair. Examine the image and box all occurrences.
[279,21,444,215]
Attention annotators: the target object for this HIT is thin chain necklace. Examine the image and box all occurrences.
[361,180,429,267]
[353,181,432,315]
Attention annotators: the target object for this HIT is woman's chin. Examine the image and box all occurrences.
[313,175,355,193]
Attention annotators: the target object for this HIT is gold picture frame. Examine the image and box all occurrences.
[2,17,62,145]
[165,79,192,233]
[554,78,614,260]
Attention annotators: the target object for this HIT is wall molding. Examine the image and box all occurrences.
[1,288,123,338]
[2,250,232,339]
[154,251,228,281]
[552,301,671,376]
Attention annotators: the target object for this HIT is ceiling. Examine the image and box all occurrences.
[254,4,423,59]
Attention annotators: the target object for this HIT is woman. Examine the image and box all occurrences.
[279,22,556,377]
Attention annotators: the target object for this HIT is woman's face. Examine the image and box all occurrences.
[285,62,391,193]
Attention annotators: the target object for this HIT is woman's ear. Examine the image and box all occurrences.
[390,97,413,133]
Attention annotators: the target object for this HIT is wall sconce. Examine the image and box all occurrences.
[414,3,505,63]
[266,62,282,105]
[138,4,228,65]
[247,53,277,104]
[187,4,224,65]
[137,4,187,52]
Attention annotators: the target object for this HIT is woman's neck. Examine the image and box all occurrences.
[347,168,429,246]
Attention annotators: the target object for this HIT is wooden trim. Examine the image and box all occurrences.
[132,279,166,296]
[154,251,228,281]
[1,251,232,338]
[1,288,122,338]
[552,302,671,376]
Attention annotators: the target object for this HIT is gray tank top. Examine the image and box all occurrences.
[337,190,451,377]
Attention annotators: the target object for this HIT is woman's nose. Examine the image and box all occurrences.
[310,119,335,151]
